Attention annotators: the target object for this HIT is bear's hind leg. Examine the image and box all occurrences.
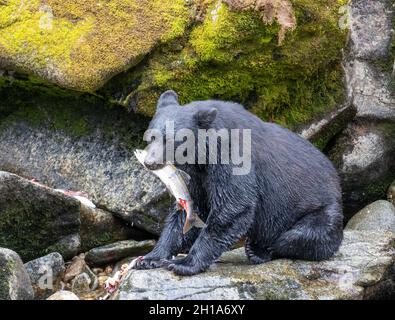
[245,238,273,264]
[271,204,343,261]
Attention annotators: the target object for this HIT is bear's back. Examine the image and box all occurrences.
[184,99,339,189]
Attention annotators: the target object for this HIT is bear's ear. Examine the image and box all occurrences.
[193,108,217,128]
[157,90,179,109]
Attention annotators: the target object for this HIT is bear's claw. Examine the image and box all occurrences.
[166,263,202,276]
[132,256,164,270]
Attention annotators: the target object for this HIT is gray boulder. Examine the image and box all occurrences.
[0,248,34,300]
[79,206,138,252]
[24,252,65,299]
[346,200,395,233]
[85,240,155,266]
[345,0,394,114]
[330,0,395,216]
[0,171,81,261]
[348,0,394,60]
[0,115,169,236]
[329,122,395,217]
[0,170,140,261]
[115,230,395,300]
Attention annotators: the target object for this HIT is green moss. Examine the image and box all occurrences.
[0,0,192,91]
[0,76,150,150]
[80,232,113,253]
[103,0,347,130]
[0,185,79,261]
[0,256,12,299]
[363,178,394,201]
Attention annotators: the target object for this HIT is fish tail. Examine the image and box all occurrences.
[182,219,192,234]
[182,214,206,234]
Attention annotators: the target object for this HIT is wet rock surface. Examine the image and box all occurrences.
[85,240,156,267]
[63,255,87,283]
[115,231,395,300]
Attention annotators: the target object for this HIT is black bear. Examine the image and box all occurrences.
[133,90,343,276]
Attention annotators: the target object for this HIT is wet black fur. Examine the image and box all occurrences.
[134,90,344,276]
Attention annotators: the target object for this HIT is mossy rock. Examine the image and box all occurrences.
[101,0,348,130]
[0,171,81,261]
[0,248,34,300]
[0,83,170,236]
[2,0,347,130]
[0,0,193,91]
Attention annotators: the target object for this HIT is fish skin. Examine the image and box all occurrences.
[134,149,206,234]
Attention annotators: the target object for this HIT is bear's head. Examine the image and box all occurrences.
[143,90,217,170]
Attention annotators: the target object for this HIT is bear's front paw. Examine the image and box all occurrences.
[165,257,208,276]
[166,263,204,276]
[131,256,165,270]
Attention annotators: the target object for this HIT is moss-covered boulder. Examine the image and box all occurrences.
[1,0,347,131]
[85,239,155,267]
[0,248,34,300]
[0,162,146,258]
[101,0,347,130]
[0,85,169,236]
[0,171,81,261]
[0,0,192,91]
